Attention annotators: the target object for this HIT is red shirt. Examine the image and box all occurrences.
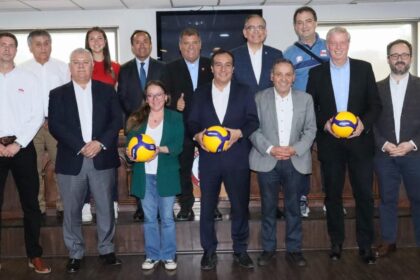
[92,60,120,86]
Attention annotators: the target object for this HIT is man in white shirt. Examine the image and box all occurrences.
[374,39,420,258]
[48,48,122,273]
[249,58,316,267]
[20,29,70,219]
[0,32,51,274]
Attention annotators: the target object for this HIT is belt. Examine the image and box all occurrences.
[0,136,17,146]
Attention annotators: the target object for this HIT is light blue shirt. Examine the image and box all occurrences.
[185,58,199,91]
[136,57,150,78]
[330,59,350,112]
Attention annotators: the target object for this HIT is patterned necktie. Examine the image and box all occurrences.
[140,62,146,91]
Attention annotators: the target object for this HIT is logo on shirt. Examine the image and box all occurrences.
[17,88,25,94]
[320,50,328,57]
[296,56,303,63]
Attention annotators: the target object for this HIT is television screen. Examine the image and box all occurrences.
[156,9,263,62]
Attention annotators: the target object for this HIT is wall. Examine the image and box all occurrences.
[0,2,419,64]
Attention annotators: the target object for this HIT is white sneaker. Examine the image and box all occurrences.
[164,259,177,270]
[114,201,119,219]
[142,258,159,270]
[323,204,347,215]
[82,203,93,223]
[300,196,310,218]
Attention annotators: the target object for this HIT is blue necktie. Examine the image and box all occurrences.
[140,62,146,91]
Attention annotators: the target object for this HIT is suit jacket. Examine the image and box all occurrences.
[163,57,213,122]
[374,74,420,157]
[188,81,259,170]
[117,57,165,116]
[127,108,184,199]
[49,80,122,175]
[249,88,317,174]
[306,58,382,161]
[231,44,283,94]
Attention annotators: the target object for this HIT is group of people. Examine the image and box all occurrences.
[0,5,419,275]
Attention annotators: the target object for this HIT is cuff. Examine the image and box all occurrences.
[410,140,418,151]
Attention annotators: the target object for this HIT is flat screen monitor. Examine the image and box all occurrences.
[156,9,263,62]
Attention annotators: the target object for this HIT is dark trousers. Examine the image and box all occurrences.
[200,165,250,254]
[322,154,374,249]
[0,142,43,258]
[258,160,303,252]
[178,137,195,211]
[374,155,420,246]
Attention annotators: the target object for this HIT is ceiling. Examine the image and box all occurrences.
[0,0,418,12]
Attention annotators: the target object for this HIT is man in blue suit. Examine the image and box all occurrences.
[231,14,283,95]
[188,49,259,270]
[49,48,122,273]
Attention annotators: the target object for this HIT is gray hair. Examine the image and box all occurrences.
[69,48,93,64]
[326,26,351,43]
[27,29,51,46]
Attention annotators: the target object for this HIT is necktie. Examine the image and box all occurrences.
[140,62,146,91]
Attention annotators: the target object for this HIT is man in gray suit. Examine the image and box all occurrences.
[374,39,420,258]
[249,58,316,267]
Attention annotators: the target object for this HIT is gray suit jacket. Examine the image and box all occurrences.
[249,88,317,174]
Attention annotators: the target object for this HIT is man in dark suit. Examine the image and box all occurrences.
[188,49,259,270]
[231,14,283,95]
[117,30,165,221]
[163,27,213,221]
[49,48,122,273]
[307,27,381,264]
[374,39,420,257]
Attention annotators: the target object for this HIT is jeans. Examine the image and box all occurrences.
[141,174,176,260]
[258,160,303,252]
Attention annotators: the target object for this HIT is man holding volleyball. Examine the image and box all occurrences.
[307,27,381,264]
[188,49,259,270]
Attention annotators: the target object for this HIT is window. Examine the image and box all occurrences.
[318,22,415,81]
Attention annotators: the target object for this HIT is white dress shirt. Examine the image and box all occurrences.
[73,80,93,143]
[247,43,262,84]
[390,74,409,143]
[20,57,70,117]
[145,121,163,175]
[212,81,231,124]
[0,67,43,147]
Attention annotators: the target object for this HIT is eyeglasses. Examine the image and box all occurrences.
[245,25,266,32]
[388,53,411,60]
[146,93,164,100]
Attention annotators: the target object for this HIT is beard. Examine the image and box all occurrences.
[390,61,410,75]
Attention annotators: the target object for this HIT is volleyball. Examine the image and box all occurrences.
[331,111,358,138]
[127,134,156,162]
[202,125,231,153]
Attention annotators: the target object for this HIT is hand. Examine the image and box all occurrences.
[3,143,21,157]
[177,93,185,112]
[146,147,160,162]
[225,128,242,150]
[324,118,340,138]
[126,148,135,161]
[194,130,209,152]
[270,146,296,160]
[348,117,364,138]
[0,143,7,157]
[389,141,415,157]
[43,119,49,130]
[81,140,102,158]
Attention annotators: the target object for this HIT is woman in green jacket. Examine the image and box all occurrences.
[126,80,184,271]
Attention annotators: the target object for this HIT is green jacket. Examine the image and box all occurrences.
[127,108,184,199]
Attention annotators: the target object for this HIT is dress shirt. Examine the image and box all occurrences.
[247,43,262,85]
[185,58,199,91]
[145,121,163,175]
[73,80,93,143]
[0,67,43,147]
[20,57,69,117]
[389,74,408,143]
[136,57,150,78]
[212,81,231,124]
[330,59,350,112]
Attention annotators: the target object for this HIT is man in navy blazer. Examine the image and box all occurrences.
[188,49,259,270]
[231,14,283,95]
[118,30,165,118]
[49,48,122,273]
[307,27,381,264]
[374,39,420,257]
[117,30,165,221]
[163,27,213,221]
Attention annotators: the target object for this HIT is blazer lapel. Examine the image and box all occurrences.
[325,62,338,113]
[260,45,270,86]
[268,89,280,145]
[130,59,142,90]
[181,60,194,93]
[68,82,84,137]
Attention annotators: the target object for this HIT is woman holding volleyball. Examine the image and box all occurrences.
[126,80,184,271]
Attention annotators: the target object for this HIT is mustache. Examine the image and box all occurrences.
[395,61,406,66]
